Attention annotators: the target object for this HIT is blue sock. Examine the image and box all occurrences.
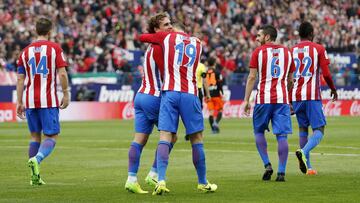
[192,143,207,184]
[276,135,288,174]
[35,138,56,164]
[255,133,270,166]
[157,141,171,181]
[152,142,174,173]
[299,131,312,168]
[29,141,40,158]
[302,130,323,156]
[128,142,144,176]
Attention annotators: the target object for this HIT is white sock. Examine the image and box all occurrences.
[148,170,158,178]
[127,175,137,183]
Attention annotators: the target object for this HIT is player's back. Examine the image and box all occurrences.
[291,41,328,101]
[18,40,67,109]
[162,32,202,95]
[252,43,293,104]
[206,68,222,97]
[138,44,163,97]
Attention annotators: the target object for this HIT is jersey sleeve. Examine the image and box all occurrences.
[152,44,165,77]
[318,46,331,76]
[55,45,68,68]
[17,52,26,75]
[139,32,168,44]
[249,48,259,69]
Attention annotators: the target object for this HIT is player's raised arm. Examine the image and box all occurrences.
[139,32,168,44]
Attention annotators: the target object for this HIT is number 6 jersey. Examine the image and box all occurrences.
[249,43,295,104]
[17,40,68,109]
[139,32,202,95]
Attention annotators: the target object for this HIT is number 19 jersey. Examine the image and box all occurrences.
[249,43,295,104]
[17,40,68,109]
[139,32,202,95]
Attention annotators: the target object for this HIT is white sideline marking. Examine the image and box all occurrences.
[1,146,360,157]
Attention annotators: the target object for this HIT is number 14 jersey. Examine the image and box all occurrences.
[139,32,202,95]
[249,43,295,104]
[17,40,68,109]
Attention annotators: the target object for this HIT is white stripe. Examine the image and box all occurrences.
[276,48,284,103]
[143,47,151,94]
[256,51,263,103]
[173,35,181,91]
[292,47,298,102]
[311,48,318,100]
[40,45,48,107]
[285,50,292,103]
[51,48,57,107]
[21,52,27,106]
[163,35,170,91]
[264,48,272,103]
[301,46,310,100]
[149,48,161,97]
[27,47,35,108]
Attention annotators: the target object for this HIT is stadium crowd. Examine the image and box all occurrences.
[0,0,359,85]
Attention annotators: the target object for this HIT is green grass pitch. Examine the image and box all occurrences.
[0,117,359,202]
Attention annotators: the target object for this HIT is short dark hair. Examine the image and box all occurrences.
[207,57,216,66]
[298,21,314,39]
[260,25,277,41]
[147,12,170,33]
[172,20,186,32]
[36,17,52,36]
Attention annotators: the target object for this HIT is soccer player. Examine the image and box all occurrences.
[244,25,295,182]
[16,17,69,185]
[205,57,224,134]
[139,23,217,195]
[125,12,177,194]
[291,21,338,175]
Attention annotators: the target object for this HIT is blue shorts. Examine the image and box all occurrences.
[158,91,204,138]
[25,108,60,135]
[134,93,161,134]
[253,104,292,135]
[292,100,326,129]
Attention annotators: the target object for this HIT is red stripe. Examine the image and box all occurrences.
[24,50,30,108]
[147,47,155,95]
[139,48,148,94]
[167,34,176,90]
[282,49,289,103]
[192,41,201,96]
[34,49,41,108]
[295,48,304,101]
[46,46,52,107]
[259,48,267,104]
[270,50,278,104]
[306,46,314,100]
[180,40,190,93]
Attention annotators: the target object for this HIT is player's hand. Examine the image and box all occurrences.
[60,93,70,109]
[331,90,338,102]
[289,103,295,115]
[244,101,251,116]
[205,96,211,103]
[16,103,25,119]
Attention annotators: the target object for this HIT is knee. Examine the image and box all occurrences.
[133,133,149,145]
[313,127,324,134]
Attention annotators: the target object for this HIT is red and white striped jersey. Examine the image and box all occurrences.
[139,32,202,95]
[17,40,68,109]
[138,44,164,97]
[249,43,295,104]
[291,41,330,101]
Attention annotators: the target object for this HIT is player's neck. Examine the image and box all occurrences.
[36,36,49,41]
